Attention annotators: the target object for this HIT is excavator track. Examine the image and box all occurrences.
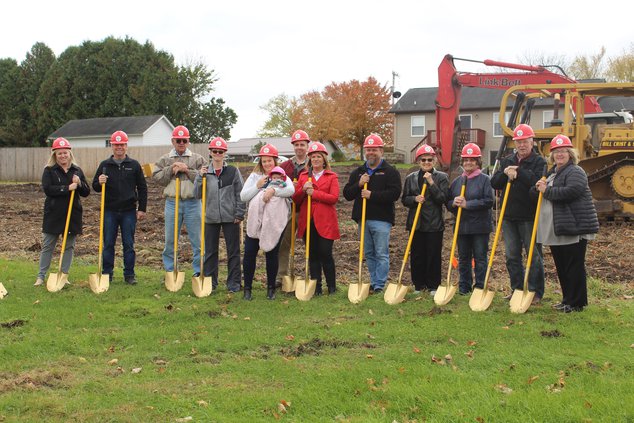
[583,156,634,221]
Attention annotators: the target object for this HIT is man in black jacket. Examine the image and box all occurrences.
[92,131,147,285]
[343,134,401,293]
[490,124,546,303]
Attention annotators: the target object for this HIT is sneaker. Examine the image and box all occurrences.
[413,290,421,295]
[373,288,383,294]
[531,296,542,305]
[124,276,137,285]
[560,305,583,313]
[552,302,567,310]
[34,278,44,287]
[459,291,470,296]
[192,272,200,278]
[429,290,437,297]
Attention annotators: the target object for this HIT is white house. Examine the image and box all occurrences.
[48,115,175,147]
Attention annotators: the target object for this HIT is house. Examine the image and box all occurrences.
[48,115,174,147]
[228,137,344,161]
[390,87,634,164]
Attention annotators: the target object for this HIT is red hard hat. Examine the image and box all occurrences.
[512,124,535,140]
[258,143,279,158]
[363,134,384,148]
[307,141,328,155]
[415,144,436,161]
[208,137,228,151]
[52,137,72,150]
[291,129,310,144]
[110,130,128,145]
[550,134,573,150]
[172,125,190,139]
[461,143,482,158]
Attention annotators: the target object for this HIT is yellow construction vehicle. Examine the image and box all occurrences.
[498,82,634,220]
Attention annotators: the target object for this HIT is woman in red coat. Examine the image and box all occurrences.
[292,142,340,295]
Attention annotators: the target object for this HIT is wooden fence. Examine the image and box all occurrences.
[0,145,213,182]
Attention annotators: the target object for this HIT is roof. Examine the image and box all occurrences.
[49,115,171,138]
[228,137,342,156]
[598,96,634,112]
[390,87,511,114]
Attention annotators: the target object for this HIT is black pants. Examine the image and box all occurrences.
[550,239,588,308]
[204,222,241,292]
[304,221,336,290]
[243,235,280,290]
[409,230,443,291]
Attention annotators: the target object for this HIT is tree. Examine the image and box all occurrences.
[0,58,21,146]
[605,43,634,82]
[569,47,606,80]
[258,93,296,138]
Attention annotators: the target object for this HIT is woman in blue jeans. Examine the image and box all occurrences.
[447,143,493,295]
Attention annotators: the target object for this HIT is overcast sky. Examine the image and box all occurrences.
[3,0,631,141]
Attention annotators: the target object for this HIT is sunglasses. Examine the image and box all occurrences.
[174,139,188,144]
[419,158,434,163]
[210,149,225,154]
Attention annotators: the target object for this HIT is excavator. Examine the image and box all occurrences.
[433,54,634,220]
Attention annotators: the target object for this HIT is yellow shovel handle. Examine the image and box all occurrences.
[290,178,297,252]
[58,190,76,274]
[358,183,367,280]
[305,177,312,281]
[174,178,180,272]
[97,183,105,274]
[523,176,546,290]
[398,183,428,282]
[483,180,511,289]
[200,175,206,261]
[446,182,466,285]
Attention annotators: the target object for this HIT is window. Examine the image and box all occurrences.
[493,112,511,137]
[459,114,472,129]
[411,116,425,137]
[489,150,498,166]
[543,110,554,128]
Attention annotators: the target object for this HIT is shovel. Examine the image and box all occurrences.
[348,183,370,304]
[47,190,75,292]
[510,170,547,314]
[89,180,110,294]
[281,179,297,293]
[434,179,466,306]
[165,178,185,292]
[192,174,212,297]
[385,183,428,305]
[469,180,512,311]
[0,283,7,299]
[295,178,317,301]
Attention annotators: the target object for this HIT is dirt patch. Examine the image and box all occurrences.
[540,329,564,338]
[1,319,26,329]
[0,370,68,393]
[1,166,632,290]
[279,337,365,357]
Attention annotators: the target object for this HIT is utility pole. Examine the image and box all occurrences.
[391,71,400,105]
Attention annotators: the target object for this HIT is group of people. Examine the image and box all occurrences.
[36,124,598,312]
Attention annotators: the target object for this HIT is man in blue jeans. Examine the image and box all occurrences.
[92,130,147,285]
[152,125,205,277]
[343,134,401,293]
[490,124,546,304]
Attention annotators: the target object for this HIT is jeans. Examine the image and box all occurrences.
[457,234,489,293]
[37,232,76,280]
[163,198,201,274]
[243,235,280,290]
[103,209,137,278]
[502,220,544,298]
[363,220,392,290]
[204,222,241,292]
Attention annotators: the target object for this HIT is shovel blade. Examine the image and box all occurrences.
[469,288,495,311]
[192,275,213,298]
[384,282,409,305]
[0,283,7,299]
[434,283,457,306]
[88,273,110,294]
[347,282,370,304]
[46,273,67,293]
[294,277,317,301]
[509,289,535,314]
[281,275,296,293]
[165,271,185,292]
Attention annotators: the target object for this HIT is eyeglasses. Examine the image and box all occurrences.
[174,139,188,144]
[419,158,434,163]
[210,149,225,154]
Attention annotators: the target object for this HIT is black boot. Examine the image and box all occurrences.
[267,287,276,300]
[315,284,323,296]
[328,285,337,295]
[243,289,252,301]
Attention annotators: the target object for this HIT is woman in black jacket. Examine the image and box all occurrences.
[401,145,449,296]
[534,135,599,313]
[35,138,90,286]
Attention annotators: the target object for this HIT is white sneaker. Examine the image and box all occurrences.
[430,290,437,297]
[34,278,44,287]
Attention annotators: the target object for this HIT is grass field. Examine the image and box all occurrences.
[1,257,633,422]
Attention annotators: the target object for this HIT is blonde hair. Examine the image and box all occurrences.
[309,152,331,171]
[46,149,78,168]
[548,147,579,166]
[255,156,279,175]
